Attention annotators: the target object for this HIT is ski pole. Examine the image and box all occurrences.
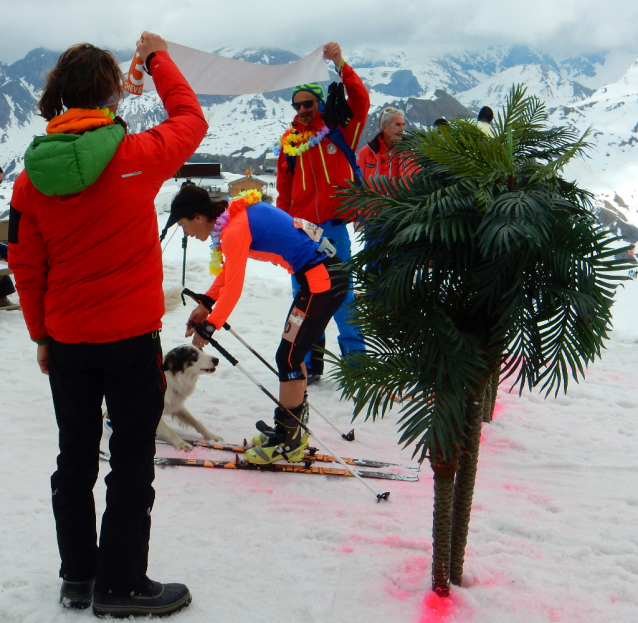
[221,322,355,442]
[207,337,390,503]
[181,288,355,442]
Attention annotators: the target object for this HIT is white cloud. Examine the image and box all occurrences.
[2,0,638,65]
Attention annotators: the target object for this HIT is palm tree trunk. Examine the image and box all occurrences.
[449,386,486,586]
[482,377,492,422]
[430,457,457,596]
[481,365,500,423]
[490,365,500,416]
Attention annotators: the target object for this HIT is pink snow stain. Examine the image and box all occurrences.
[386,586,414,602]
[540,604,563,622]
[418,591,455,622]
[340,545,354,553]
[384,556,429,602]
[491,402,505,419]
[504,483,521,491]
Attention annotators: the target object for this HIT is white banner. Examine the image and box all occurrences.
[124,43,329,97]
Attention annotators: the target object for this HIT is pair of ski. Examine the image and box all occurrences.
[99,438,419,482]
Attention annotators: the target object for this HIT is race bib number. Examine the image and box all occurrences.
[293,218,323,242]
[282,306,306,343]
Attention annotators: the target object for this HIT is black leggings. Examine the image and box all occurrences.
[275,256,348,382]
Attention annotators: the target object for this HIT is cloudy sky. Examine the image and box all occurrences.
[2,0,638,65]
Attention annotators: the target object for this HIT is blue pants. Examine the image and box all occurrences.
[291,221,365,374]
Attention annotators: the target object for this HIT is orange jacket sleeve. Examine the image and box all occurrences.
[204,213,252,329]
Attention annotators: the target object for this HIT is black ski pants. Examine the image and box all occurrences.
[48,331,165,595]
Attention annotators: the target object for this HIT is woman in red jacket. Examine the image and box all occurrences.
[8,32,206,618]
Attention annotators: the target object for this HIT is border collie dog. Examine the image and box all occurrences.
[157,345,223,450]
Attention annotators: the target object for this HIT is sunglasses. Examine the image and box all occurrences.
[292,98,318,111]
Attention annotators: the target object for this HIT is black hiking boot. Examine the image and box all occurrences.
[60,578,95,609]
[92,576,191,618]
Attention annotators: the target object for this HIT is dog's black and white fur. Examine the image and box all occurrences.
[157,345,223,450]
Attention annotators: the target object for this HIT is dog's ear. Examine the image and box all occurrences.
[161,352,175,372]
[162,346,195,373]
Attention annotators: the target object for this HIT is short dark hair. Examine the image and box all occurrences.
[478,106,494,123]
[171,185,228,222]
[38,44,124,121]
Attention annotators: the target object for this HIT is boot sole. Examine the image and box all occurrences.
[92,591,191,618]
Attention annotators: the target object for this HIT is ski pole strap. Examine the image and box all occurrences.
[181,288,215,312]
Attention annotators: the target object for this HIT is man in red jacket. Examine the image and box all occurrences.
[8,32,206,618]
[357,107,412,182]
[276,42,369,383]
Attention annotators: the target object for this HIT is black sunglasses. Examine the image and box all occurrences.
[292,98,318,111]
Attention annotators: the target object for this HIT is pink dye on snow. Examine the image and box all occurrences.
[491,402,505,419]
[386,585,414,602]
[340,545,354,553]
[540,604,563,621]
[384,555,429,602]
[417,591,456,622]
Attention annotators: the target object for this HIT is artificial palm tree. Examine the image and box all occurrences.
[328,85,632,596]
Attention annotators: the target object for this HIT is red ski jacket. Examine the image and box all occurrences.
[9,51,208,343]
[276,63,369,224]
[357,132,416,183]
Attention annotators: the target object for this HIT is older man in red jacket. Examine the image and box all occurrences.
[9,32,206,618]
[276,42,369,383]
[357,107,412,182]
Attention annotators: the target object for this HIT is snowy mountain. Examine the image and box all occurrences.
[457,64,594,110]
[545,59,638,222]
[2,43,638,232]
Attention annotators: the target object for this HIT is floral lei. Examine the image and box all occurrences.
[209,189,262,275]
[273,123,331,157]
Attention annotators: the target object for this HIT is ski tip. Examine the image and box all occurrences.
[342,429,355,442]
[377,491,391,502]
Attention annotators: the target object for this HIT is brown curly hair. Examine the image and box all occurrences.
[38,43,124,121]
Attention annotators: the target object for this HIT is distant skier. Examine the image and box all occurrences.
[477,105,495,136]
[161,185,347,465]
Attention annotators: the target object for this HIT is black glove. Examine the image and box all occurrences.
[182,288,215,312]
[193,320,216,342]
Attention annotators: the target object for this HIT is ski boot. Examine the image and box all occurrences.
[251,395,309,447]
[245,405,309,464]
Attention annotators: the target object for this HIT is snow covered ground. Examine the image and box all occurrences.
[1,182,638,623]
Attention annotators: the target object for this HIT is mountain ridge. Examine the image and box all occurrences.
[2,43,638,230]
